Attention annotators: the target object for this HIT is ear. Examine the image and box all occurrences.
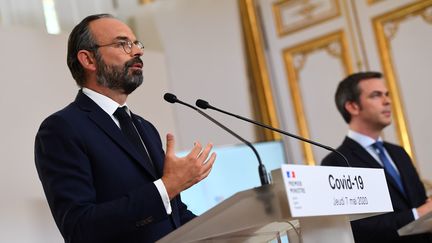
[77,50,97,72]
[345,101,360,116]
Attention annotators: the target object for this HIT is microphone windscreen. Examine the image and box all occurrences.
[164,93,178,103]
[196,99,210,109]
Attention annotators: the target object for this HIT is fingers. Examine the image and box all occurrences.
[197,143,213,161]
[162,139,216,199]
[417,199,432,217]
[203,152,217,167]
[188,141,203,158]
[199,152,217,180]
[165,133,176,156]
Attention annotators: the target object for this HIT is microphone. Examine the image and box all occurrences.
[196,99,351,167]
[164,93,270,185]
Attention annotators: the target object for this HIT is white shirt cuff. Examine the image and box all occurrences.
[154,179,172,214]
[412,208,419,220]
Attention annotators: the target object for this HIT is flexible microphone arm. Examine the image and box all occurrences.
[164,93,270,185]
[195,99,351,167]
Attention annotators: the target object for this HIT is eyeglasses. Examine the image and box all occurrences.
[93,40,144,54]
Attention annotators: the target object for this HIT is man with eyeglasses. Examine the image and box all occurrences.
[34,13,216,243]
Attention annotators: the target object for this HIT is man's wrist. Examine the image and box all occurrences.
[154,179,172,214]
[412,208,419,220]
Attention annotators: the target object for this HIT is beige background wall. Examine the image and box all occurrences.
[0,1,254,241]
[0,26,180,243]
[0,26,72,243]
[1,0,432,242]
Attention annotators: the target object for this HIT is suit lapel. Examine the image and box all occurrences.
[383,143,409,200]
[344,137,381,169]
[131,114,164,177]
[75,91,157,179]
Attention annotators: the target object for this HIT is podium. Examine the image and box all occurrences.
[157,164,393,243]
[398,210,432,236]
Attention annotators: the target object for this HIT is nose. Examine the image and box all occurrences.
[131,44,143,57]
[383,94,391,105]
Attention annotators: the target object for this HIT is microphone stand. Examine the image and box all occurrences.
[164,93,270,185]
[196,99,351,167]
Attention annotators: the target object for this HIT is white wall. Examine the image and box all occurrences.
[0,25,177,242]
[131,0,256,150]
[0,1,255,241]
[0,26,72,243]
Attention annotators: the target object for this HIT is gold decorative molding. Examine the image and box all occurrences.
[283,31,353,165]
[421,6,432,24]
[367,0,385,5]
[348,0,370,70]
[380,5,432,40]
[273,0,341,37]
[138,0,154,4]
[372,0,432,163]
[382,21,400,40]
[239,0,281,141]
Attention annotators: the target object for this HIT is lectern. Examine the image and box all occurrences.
[398,210,432,236]
[157,164,393,243]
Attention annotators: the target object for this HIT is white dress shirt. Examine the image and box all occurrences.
[82,88,172,214]
[347,129,418,219]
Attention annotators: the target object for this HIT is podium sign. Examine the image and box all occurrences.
[158,164,393,243]
[276,164,393,217]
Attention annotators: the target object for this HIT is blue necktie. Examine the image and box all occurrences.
[372,142,406,196]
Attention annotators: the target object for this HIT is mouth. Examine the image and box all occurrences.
[382,110,391,117]
[130,63,143,69]
[126,57,144,70]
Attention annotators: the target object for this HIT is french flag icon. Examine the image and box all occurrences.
[286,171,296,178]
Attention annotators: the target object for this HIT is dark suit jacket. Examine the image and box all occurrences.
[322,136,431,243]
[35,91,195,243]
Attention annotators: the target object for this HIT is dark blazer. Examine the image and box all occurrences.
[35,91,195,243]
[322,136,431,243]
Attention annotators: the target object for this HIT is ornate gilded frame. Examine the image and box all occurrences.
[139,0,154,4]
[273,0,341,37]
[372,0,432,162]
[282,31,353,165]
[239,0,281,141]
[367,0,385,5]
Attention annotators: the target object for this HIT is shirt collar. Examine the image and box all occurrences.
[347,129,383,148]
[82,87,129,116]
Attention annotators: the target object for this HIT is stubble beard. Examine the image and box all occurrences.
[95,54,143,95]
